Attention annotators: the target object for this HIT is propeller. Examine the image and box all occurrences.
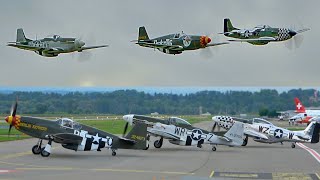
[73,33,96,62]
[200,33,224,59]
[123,122,129,137]
[284,26,310,50]
[6,98,18,136]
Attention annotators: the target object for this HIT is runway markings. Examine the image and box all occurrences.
[16,167,75,171]
[0,151,32,160]
[3,166,193,176]
[0,170,16,174]
[209,170,214,178]
[209,172,320,180]
[297,143,320,164]
[92,168,194,175]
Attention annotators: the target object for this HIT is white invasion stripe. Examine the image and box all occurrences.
[297,143,320,164]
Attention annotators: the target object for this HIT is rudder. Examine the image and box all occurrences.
[224,121,244,145]
[224,18,237,33]
[125,122,147,149]
[138,26,149,41]
[16,28,27,42]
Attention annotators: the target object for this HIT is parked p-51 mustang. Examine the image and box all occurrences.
[133,26,228,55]
[212,116,320,148]
[5,100,147,157]
[123,114,244,151]
[222,18,310,46]
[7,29,108,57]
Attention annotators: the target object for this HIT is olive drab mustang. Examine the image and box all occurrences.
[5,100,148,157]
[222,18,310,46]
[133,26,228,55]
[123,114,245,152]
[212,116,320,148]
[7,29,108,57]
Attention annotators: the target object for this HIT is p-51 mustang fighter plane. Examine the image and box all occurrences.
[222,18,310,46]
[123,114,244,151]
[212,116,320,148]
[133,26,228,55]
[5,100,147,157]
[7,28,108,57]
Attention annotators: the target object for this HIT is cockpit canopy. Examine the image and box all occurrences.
[252,118,273,125]
[173,32,187,39]
[43,35,61,41]
[255,25,271,29]
[56,118,82,129]
[168,117,191,126]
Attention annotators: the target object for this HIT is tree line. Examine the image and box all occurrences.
[0,89,318,116]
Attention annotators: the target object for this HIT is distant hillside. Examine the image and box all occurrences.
[0,88,318,115]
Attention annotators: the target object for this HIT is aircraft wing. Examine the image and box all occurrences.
[148,128,180,140]
[118,137,136,144]
[7,43,42,51]
[228,37,276,42]
[51,133,83,144]
[80,45,109,51]
[245,129,269,140]
[206,42,229,47]
[136,42,184,51]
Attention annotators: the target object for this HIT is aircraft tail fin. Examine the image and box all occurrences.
[118,122,147,149]
[304,121,320,143]
[294,97,306,113]
[224,18,238,34]
[224,121,244,146]
[16,28,28,42]
[138,26,149,41]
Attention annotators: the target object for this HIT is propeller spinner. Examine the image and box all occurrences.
[5,99,20,136]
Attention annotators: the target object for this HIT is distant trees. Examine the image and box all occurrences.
[0,88,318,115]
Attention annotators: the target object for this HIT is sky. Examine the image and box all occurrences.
[0,0,319,87]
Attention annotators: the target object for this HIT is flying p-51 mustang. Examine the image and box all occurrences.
[5,100,148,157]
[212,116,320,148]
[133,26,228,55]
[222,18,310,46]
[7,28,108,57]
[123,114,244,151]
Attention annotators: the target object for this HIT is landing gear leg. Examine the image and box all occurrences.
[154,137,163,148]
[242,135,248,146]
[41,140,52,157]
[291,142,296,148]
[32,139,42,155]
[280,142,283,145]
[112,149,117,156]
[144,134,150,150]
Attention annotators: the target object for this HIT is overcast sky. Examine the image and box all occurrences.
[0,0,319,87]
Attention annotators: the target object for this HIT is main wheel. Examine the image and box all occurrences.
[144,144,149,150]
[112,151,116,156]
[32,145,41,155]
[40,147,50,157]
[291,143,296,148]
[242,136,248,146]
[212,146,217,151]
[154,140,162,148]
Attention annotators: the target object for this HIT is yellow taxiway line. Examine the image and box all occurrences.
[209,170,214,178]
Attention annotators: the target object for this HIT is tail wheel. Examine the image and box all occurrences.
[291,143,296,148]
[212,146,217,151]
